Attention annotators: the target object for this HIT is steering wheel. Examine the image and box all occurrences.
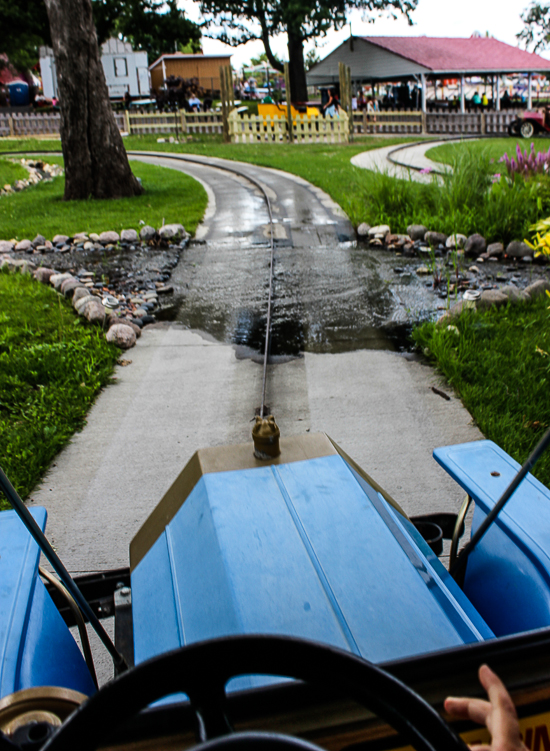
[41,635,469,751]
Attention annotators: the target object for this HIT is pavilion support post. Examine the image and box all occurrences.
[420,73,426,133]
[496,76,501,111]
[528,72,533,110]
[460,75,465,114]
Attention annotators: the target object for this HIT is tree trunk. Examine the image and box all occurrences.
[286,28,308,103]
[43,0,143,200]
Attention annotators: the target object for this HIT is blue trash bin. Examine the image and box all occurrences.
[7,81,29,106]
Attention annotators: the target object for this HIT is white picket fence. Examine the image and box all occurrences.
[124,110,223,135]
[229,110,350,144]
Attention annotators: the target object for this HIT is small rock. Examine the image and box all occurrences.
[407,224,427,241]
[477,290,509,310]
[356,223,371,237]
[425,231,447,246]
[83,299,107,323]
[59,244,71,253]
[140,314,156,325]
[52,234,69,245]
[73,288,91,305]
[158,224,186,242]
[385,233,400,246]
[464,233,487,256]
[32,234,45,248]
[157,285,174,295]
[500,284,526,303]
[446,234,467,250]
[524,279,550,299]
[368,224,390,238]
[99,231,120,244]
[89,233,100,242]
[437,300,468,323]
[506,240,531,258]
[83,241,94,251]
[121,229,139,242]
[0,241,15,253]
[61,278,85,298]
[33,267,56,284]
[106,324,137,349]
[486,242,504,258]
[73,232,89,241]
[15,239,32,252]
[416,266,430,275]
[139,225,157,241]
[133,308,148,318]
[108,316,141,337]
[50,272,74,291]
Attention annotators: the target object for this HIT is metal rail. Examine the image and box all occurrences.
[3,149,279,416]
[126,151,277,417]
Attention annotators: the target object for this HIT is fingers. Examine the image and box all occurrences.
[478,665,518,719]
[444,696,492,726]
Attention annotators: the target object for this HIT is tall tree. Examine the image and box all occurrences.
[93,0,201,63]
[43,0,143,200]
[200,0,417,102]
[518,2,550,51]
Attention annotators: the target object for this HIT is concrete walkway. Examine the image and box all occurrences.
[351,139,467,181]
[29,155,482,576]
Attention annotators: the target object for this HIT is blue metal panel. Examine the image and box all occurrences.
[434,440,550,636]
[133,454,493,674]
[0,508,95,698]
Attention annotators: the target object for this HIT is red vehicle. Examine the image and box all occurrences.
[509,110,550,138]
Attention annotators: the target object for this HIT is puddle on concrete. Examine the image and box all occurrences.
[172,241,441,357]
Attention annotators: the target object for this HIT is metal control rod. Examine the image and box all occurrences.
[0,466,127,673]
[451,426,550,580]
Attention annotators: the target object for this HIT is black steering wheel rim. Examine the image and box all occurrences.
[42,634,469,751]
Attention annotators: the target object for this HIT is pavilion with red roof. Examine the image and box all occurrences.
[306,36,550,112]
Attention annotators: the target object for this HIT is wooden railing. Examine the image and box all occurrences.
[229,110,350,144]
[0,112,126,137]
[124,110,223,135]
[0,107,527,140]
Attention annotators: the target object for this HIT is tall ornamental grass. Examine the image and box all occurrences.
[360,147,549,245]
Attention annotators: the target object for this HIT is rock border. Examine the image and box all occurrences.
[1,158,64,197]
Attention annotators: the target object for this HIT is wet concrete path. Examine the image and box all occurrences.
[131,153,443,354]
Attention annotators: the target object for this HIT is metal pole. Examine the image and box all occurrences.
[460,75,465,114]
[0,466,127,673]
[528,72,533,110]
[451,426,550,580]
[496,75,501,111]
[420,73,426,113]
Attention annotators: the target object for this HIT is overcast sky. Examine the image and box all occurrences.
[180,0,547,70]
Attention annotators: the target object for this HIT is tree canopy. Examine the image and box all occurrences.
[200,0,417,101]
[0,0,200,73]
[518,2,550,51]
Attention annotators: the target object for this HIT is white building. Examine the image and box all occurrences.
[40,39,150,100]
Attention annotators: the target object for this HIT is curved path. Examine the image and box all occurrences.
[351,138,467,181]
[29,154,481,657]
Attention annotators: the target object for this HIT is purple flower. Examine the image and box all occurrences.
[491,173,502,182]
[419,167,432,174]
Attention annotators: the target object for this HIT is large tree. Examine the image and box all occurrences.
[518,2,550,51]
[44,0,143,200]
[200,0,417,102]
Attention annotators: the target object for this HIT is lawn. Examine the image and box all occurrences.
[0,134,420,232]
[0,156,29,188]
[426,137,550,167]
[413,294,550,489]
[0,156,208,240]
[0,268,120,507]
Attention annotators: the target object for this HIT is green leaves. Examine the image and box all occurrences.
[0,272,119,506]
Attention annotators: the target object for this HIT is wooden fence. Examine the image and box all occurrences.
[0,108,526,139]
[229,110,350,144]
[353,109,521,135]
[124,110,223,135]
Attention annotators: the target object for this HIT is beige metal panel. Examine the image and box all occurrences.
[307,38,430,85]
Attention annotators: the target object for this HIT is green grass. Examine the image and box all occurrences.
[426,137,550,166]
[0,134,420,231]
[0,268,121,506]
[412,295,550,489]
[0,156,208,240]
[0,156,29,188]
